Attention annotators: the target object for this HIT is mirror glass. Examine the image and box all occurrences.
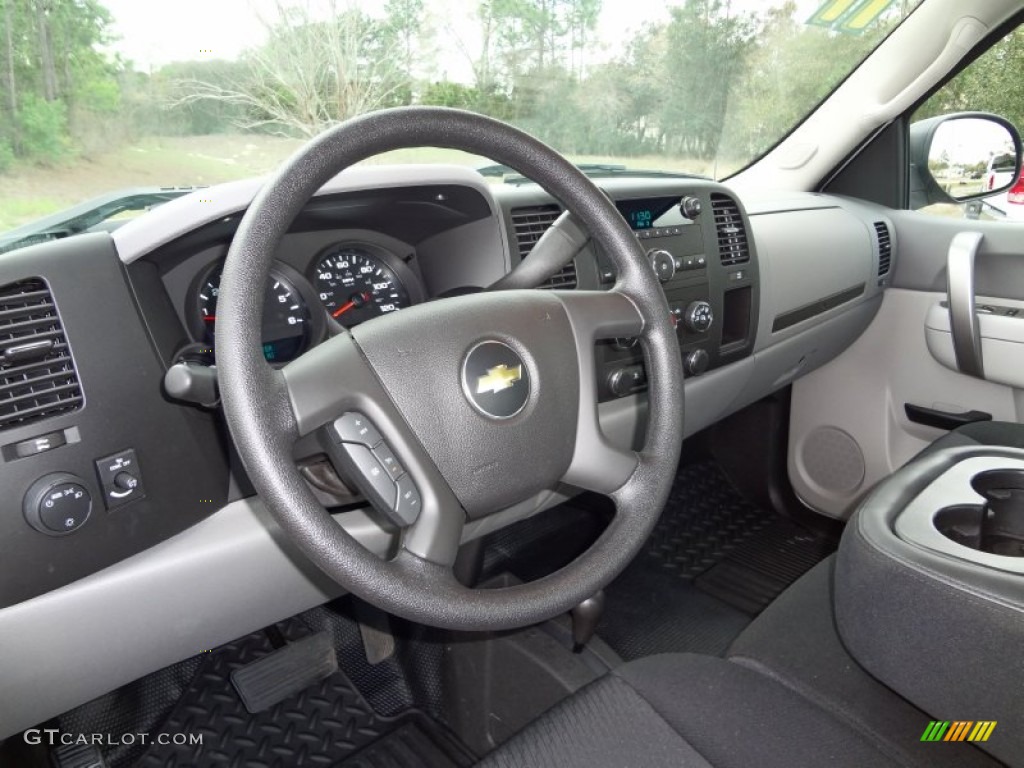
[928,118,1019,201]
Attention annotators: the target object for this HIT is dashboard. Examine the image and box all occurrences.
[0,162,896,739]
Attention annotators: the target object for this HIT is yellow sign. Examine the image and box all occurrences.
[808,0,861,26]
[807,0,894,34]
[476,364,523,395]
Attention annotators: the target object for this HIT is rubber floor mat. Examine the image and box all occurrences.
[598,461,835,660]
[135,620,473,768]
[695,520,836,614]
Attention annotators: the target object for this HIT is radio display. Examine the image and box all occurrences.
[616,197,688,231]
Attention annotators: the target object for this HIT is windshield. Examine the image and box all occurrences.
[1,0,922,233]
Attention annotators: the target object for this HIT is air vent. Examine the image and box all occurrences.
[710,193,750,266]
[874,221,892,276]
[510,204,578,289]
[0,278,83,431]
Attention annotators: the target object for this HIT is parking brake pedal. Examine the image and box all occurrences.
[571,590,605,653]
[230,630,338,713]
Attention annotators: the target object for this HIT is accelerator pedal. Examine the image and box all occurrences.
[229,630,338,713]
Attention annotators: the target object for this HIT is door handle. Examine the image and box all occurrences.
[904,403,992,431]
[946,231,985,378]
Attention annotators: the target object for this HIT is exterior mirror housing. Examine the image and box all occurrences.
[909,112,1022,209]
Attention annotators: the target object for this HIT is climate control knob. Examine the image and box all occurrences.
[648,249,676,282]
[685,349,710,376]
[684,301,714,333]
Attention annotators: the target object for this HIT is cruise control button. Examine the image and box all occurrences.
[372,443,405,480]
[344,444,396,508]
[394,474,422,525]
[333,412,382,447]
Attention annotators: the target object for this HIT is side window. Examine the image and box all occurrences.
[912,25,1023,223]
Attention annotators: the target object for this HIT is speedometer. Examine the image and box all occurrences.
[313,246,411,326]
[196,264,312,363]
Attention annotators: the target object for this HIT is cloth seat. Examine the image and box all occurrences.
[477,652,909,768]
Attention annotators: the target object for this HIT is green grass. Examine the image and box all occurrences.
[0,133,720,231]
[0,197,65,231]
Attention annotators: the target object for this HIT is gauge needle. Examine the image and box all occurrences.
[203,316,216,322]
[332,292,371,318]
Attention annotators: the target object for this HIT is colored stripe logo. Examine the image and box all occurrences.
[807,0,895,34]
[921,721,997,743]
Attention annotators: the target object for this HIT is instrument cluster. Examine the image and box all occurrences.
[187,242,425,364]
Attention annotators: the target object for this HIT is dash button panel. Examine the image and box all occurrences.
[94,448,146,510]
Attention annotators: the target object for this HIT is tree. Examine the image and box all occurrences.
[171,0,407,137]
[384,0,426,80]
[654,0,757,159]
[0,0,117,165]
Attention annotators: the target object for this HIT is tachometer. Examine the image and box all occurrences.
[313,245,412,325]
[197,264,312,363]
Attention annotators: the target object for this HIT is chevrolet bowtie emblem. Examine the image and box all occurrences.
[476,364,523,395]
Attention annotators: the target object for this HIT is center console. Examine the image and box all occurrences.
[594,189,759,402]
[834,445,1024,765]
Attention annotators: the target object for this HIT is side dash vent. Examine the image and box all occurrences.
[710,193,750,267]
[510,204,577,289]
[874,221,892,276]
[0,278,83,431]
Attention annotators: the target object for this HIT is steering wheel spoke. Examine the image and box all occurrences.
[282,332,466,566]
[555,290,643,494]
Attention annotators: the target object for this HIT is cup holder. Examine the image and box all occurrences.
[934,469,1024,557]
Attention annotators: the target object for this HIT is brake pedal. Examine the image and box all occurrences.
[230,630,338,713]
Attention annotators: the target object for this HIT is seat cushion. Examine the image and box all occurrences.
[728,558,1000,768]
[478,653,901,768]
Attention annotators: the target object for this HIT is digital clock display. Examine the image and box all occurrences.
[616,197,687,231]
[629,209,654,229]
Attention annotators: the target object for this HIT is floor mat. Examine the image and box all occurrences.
[695,519,837,614]
[598,461,835,660]
[135,619,473,768]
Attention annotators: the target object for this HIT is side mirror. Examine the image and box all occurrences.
[909,112,1022,209]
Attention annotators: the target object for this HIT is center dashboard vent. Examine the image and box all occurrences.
[874,221,892,276]
[0,277,83,431]
[710,193,749,266]
[510,204,578,289]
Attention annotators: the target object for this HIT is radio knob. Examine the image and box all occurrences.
[648,249,676,282]
[680,196,702,220]
[685,349,710,376]
[684,301,713,333]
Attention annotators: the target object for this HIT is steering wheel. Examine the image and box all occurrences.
[216,107,684,631]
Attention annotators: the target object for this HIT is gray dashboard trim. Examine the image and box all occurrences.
[112,164,501,265]
[0,500,389,740]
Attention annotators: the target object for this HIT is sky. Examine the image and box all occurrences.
[100,0,830,76]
